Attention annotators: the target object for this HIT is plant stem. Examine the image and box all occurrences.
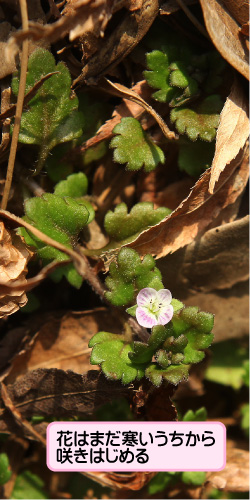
[1,0,29,210]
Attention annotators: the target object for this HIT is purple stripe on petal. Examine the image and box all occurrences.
[136,306,158,328]
[137,288,158,307]
[157,289,172,305]
[158,305,174,325]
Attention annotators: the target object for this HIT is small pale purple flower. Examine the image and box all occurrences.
[136,287,174,328]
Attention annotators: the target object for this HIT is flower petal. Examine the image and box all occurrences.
[157,288,172,305]
[136,287,158,307]
[136,306,158,328]
[157,305,174,325]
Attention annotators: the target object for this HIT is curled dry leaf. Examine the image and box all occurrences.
[199,0,249,79]
[0,222,32,318]
[128,147,249,258]
[209,78,249,193]
[206,444,249,492]
[99,78,177,140]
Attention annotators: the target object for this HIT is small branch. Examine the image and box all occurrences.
[175,0,209,39]
[0,260,71,292]
[21,175,45,197]
[1,0,29,210]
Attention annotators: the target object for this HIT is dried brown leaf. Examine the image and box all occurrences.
[0,368,130,425]
[199,0,249,79]
[5,308,124,383]
[0,222,32,318]
[7,0,111,47]
[74,0,159,84]
[206,445,249,492]
[221,0,249,26]
[128,147,249,259]
[158,216,249,292]
[209,78,249,193]
[63,0,114,40]
[160,0,197,15]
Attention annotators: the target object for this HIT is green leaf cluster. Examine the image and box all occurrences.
[20,173,94,288]
[104,202,170,245]
[12,48,84,173]
[105,247,164,306]
[145,53,199,106]
[143,31,225,174]
[110,117,165,171]
[89,331,146,385]
[89,289,214,386]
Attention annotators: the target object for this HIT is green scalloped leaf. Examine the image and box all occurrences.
[144,50,179,103]
[145,363,189,386]
[105,248,163,306]
[104,202,170,243]
[183,329,214,363]
[54,173,95,223]
[168,61,199,107]
[170,95,223,141]
[20,178,93,287]
[12,48,84,174]
[110,117,165,171]
[89,331,145,384]
[54,172,88,198]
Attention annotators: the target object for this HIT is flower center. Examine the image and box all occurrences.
[148,298,162,316]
